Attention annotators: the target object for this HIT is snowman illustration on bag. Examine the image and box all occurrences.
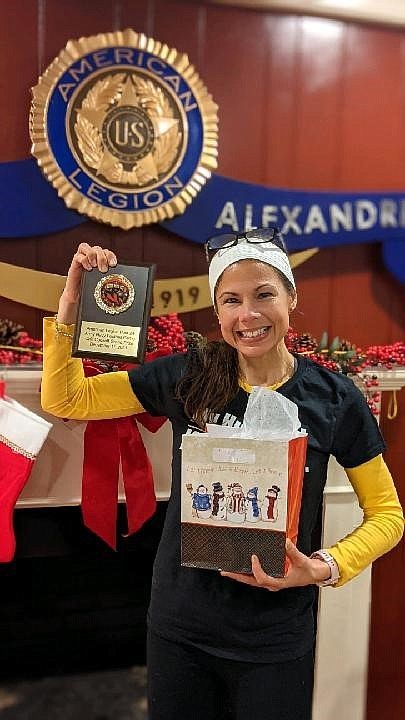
[226,483,246,523]
[191,484,212,520]
[263,485,281,522]
[211,481,226,520]
[245,486,261,522]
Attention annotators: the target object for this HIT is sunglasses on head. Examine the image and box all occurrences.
[204,227,286,263]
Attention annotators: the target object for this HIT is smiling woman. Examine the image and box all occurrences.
[214,260,295,385]
[40,233,403,720]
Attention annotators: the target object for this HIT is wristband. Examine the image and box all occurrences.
[310,549,340,586]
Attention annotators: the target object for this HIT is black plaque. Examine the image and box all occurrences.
[72,262,155,363]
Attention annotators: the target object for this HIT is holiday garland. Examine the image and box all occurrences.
[0,315,207,365]
[1,313,404,406]
[0,319,43,364]
[284,329,405,415]
[285,329,405,374]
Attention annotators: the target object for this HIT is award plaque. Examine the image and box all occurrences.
[72,262,155,363]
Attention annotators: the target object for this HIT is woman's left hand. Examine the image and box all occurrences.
[220,539,331,591]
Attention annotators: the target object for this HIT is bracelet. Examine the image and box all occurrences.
[54,317,74,340]
[310,550,340,587]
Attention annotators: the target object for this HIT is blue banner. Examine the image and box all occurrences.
[0,159,85,235]
[1,159,404,282]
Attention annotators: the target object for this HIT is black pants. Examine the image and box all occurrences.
[147,630,314,720]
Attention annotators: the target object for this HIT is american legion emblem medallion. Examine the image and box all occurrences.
[30,29,218,229]
[94,274,135,315]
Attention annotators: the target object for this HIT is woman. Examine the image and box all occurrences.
[41,229,404,720]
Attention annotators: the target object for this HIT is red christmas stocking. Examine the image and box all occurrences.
[0,395,51,562]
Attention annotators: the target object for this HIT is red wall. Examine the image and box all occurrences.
[0,2,404,716]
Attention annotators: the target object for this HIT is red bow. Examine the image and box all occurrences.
[81,350,169,549]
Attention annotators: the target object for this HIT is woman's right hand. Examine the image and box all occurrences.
[57,243,118,324]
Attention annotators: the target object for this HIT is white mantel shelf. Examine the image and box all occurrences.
[353,367,405,391]
[4,364,404,391]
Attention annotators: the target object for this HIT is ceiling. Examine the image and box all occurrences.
[209,1,405,28]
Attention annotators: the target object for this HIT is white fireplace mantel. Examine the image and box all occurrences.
[3,365,405,720]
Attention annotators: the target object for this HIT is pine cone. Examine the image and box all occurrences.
[300,332,318,349]
[146,336,157,353]
[184,331,207,350]
[288,331,318,353]
[0,318,24,345]
[340,338,356,351]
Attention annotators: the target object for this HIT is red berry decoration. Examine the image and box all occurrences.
[286,328,404,379]
[146,313,187,355]
[0,318,43,365]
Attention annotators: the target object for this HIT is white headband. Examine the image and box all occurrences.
[208,240,296,303]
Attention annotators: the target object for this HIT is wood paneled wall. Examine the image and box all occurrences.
[0,2,404,717]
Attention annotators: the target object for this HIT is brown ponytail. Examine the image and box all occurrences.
[175,341,239,427]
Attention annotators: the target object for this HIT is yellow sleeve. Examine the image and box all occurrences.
[41,317,145,420]
[327,454,404,586]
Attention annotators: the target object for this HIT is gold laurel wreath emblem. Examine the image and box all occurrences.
[74,73,182,188]
[30,29,218,229]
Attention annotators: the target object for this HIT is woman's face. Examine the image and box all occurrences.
[215,260,295,359]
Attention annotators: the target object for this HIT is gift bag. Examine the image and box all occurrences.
[181,389,307,576]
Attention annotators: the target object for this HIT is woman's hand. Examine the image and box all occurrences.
[220,539,331,591]
[57,243,117,323]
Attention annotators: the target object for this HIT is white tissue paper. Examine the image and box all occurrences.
[206,387,306,440]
